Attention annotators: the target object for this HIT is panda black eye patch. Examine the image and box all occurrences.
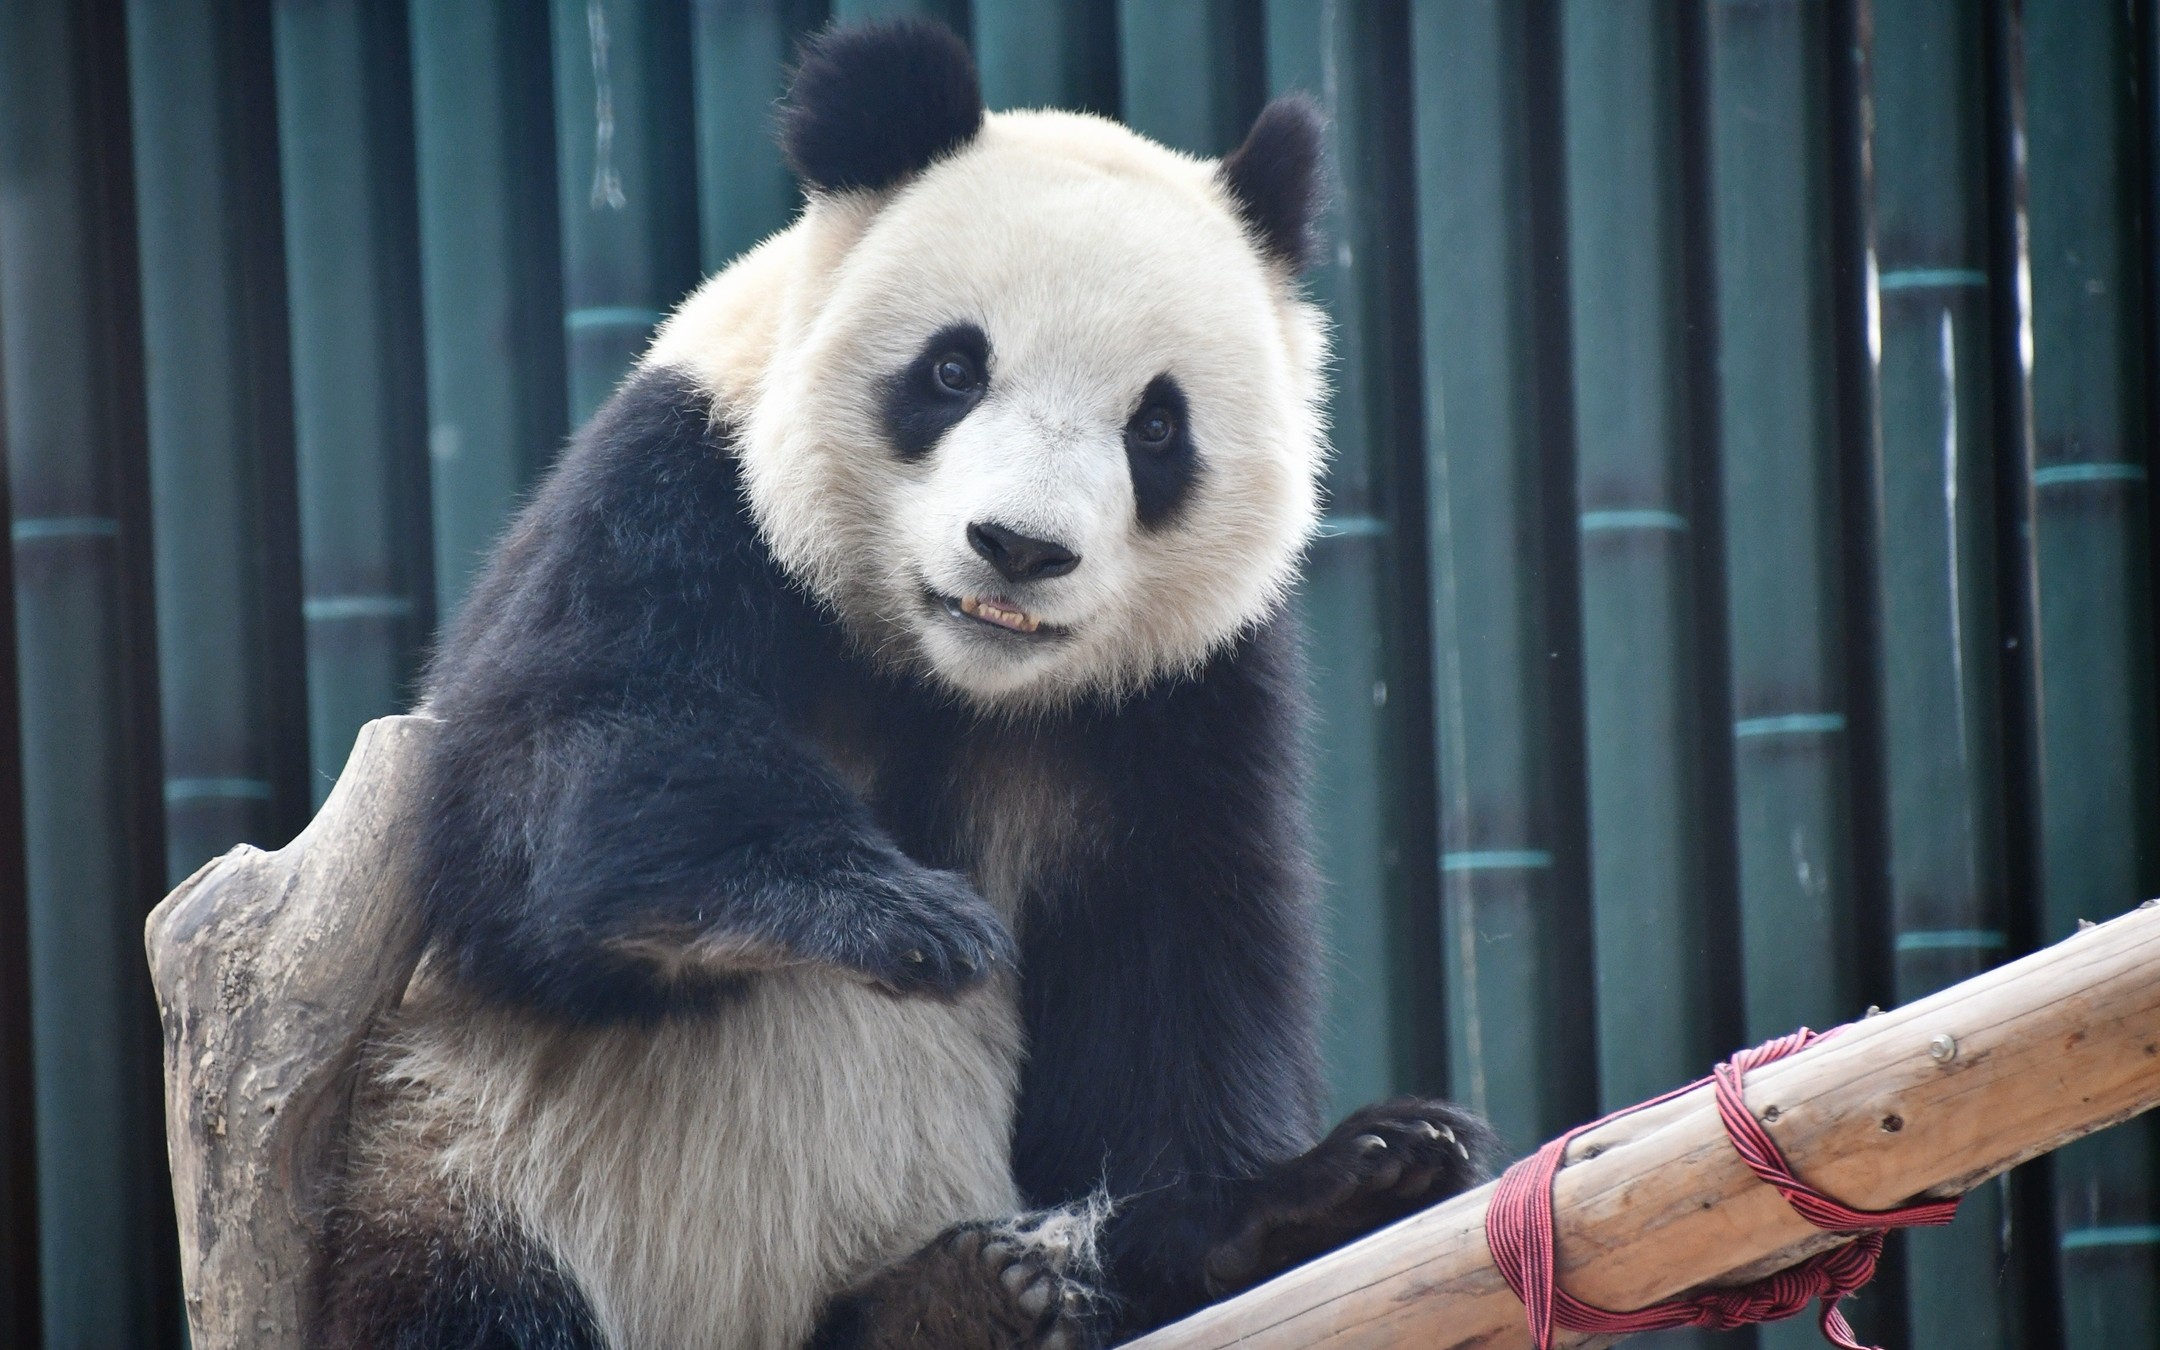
[1125,374,1200,529]
[883,324,991,460]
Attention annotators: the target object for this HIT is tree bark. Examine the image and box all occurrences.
[146,715,433,1350]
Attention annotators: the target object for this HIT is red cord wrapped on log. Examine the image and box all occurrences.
[1487,1026,1961,1350]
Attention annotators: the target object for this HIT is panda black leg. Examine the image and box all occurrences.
[1200,1097,1498,1298]
[811,1212,1105,1350]
[315,1210,606,1350]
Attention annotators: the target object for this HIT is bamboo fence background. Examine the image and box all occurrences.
[0,2,2153,1347]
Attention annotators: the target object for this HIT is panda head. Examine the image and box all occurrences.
[668,20,1330,710]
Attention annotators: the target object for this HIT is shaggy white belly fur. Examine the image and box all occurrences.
[353,968,1023,1350]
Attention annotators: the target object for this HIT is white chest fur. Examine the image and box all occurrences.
[367,971,1021,1350]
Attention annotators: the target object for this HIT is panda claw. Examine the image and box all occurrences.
[818,1213,1101,1349]
[1013,1271,1055,1316]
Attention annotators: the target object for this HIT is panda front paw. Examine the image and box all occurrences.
[813,1212,1105,1350]
[1202,1097,1496,1296]
[814,857,1016,999]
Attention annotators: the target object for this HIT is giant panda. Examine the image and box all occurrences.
[318,19,1493,1350]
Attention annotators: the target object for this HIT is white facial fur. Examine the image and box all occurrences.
[651,109,1329,709]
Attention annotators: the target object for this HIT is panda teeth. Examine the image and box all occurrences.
[960,595,1041,633]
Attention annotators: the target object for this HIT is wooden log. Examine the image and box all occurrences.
[1129,899,2160,1348]
[145,715,433,1350]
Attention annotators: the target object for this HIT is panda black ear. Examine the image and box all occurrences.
[1218,94,1327,273]
[778,20,985,194]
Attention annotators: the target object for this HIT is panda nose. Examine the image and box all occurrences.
[967,521,1080,582]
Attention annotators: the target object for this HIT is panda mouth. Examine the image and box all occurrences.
[930,590,1068,640]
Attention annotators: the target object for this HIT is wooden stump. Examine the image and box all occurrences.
[145,715,433,1350]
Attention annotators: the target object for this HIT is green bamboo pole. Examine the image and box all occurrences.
[551,0,701,426]
[409,1,567,620]
[1409,0,1595,1156]
[0,382,30,1346]
[1703,0,1860,1044]
[2014,3,2160,1342]
[1263,0,1441,1110]
[2149,0,2160,566]
[1560,17,1731,1346]
[273,0,433,805]
[1114,0,1258,156]
[1563,9,1735,1330]
[1560,0,1724,1102]
[1861,4,2024,1345]
[0,478,28,1350]
[0,6,177,1341]
[691,0,824,274]
[973,0,1116,113]
[126,0,313,888]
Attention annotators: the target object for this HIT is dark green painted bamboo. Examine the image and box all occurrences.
[0,564,28,1345]
[1704,0,1860,1049]
[1114,0,1259,156]
[1863,4,2023,1346]
[274,0,433,804]
[1409,0,1595,1157]
[0,6,176,1343]
[973,0,1116,113]
[127,0,312,879]
[1560,0,1722,1106]
[409,1,567,620]
[1265,0,1440,1111]
[0,483,30,1345]
[1562,17,1735,1349]
[2150,0,2160,559]
[2017,3,2160,1342]
[551,0,702,426]
[691,0,822,274]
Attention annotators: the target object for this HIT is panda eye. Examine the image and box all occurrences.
[886,325,991,459]
[932,352,980,395]
[1126,375,1197,527]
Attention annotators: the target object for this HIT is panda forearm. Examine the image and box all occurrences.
[418,691,1012,1022]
